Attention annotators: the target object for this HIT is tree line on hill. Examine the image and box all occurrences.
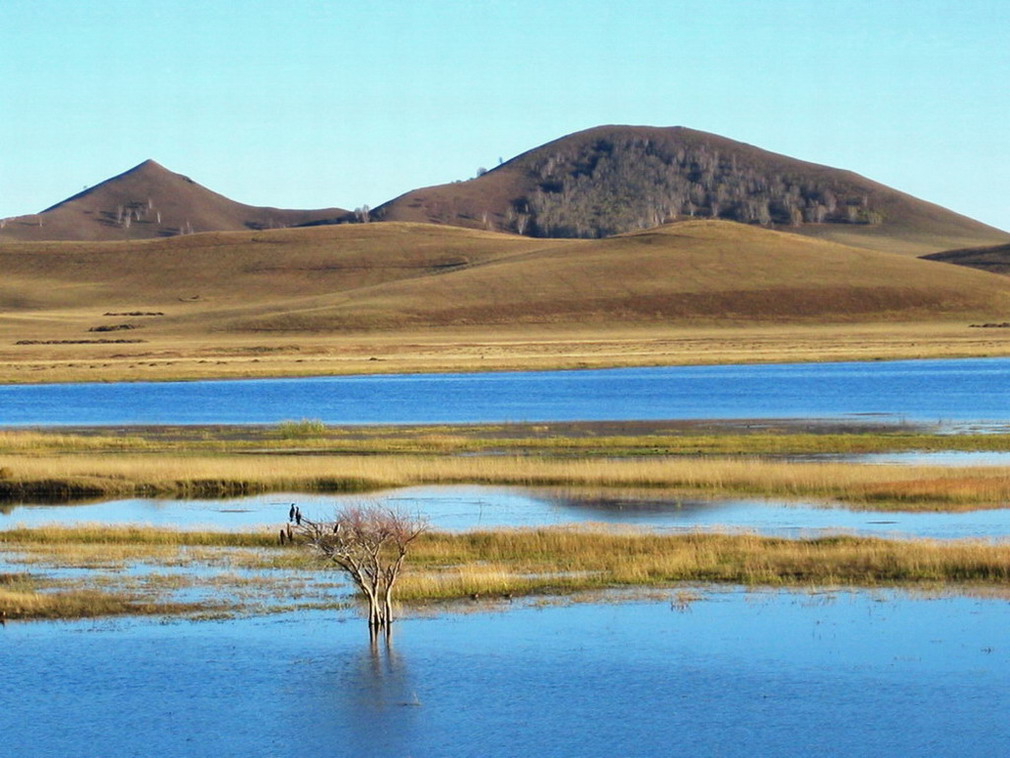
[507,135,883,238]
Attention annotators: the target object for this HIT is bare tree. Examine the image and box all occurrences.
[292,504,427,635]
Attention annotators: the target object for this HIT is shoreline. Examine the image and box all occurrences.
[1,420,1009,508]
[4,526,1010,622]
[3,321,1010,385]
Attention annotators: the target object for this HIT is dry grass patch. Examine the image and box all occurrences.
[2,453,1010,509]
[6,524,1010,620]
[0,584,215,620]
[398,528,1010,600]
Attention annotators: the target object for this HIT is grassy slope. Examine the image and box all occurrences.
[923,242,1010,276]
[3,219,1010,383]
[288,220,1010,328]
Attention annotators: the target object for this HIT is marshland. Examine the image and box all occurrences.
[4,361,1010,757]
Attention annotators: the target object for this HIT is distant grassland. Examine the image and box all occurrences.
[4,525,1010,620]
[4,221,1010,384]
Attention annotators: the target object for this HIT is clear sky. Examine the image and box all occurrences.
[2,0,1008,230]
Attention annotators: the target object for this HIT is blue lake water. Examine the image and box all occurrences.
[6,357,1010,756]
[5,485,1009,542]
[3,357,1010,426]
[3,591,1009,758]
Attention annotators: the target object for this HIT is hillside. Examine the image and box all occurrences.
[3,219,1010,332]
[0,160,349,242]
[923,243,1010,276]
[228,220,1009,330]
[4,219,1010,382]
[373,125,1009,255]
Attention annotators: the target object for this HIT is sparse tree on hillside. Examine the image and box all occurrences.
[291,504,427,636]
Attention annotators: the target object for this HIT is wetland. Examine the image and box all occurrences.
[4,359,1010,756]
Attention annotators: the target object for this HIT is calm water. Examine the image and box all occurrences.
[6,358,1010,756]
[3,357,1010,426]
[827,451,1010,466]
[3,591,1008,758]
[4,485,1010,542]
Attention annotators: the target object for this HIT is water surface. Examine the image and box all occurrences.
[3,591,1008,758]
[5,485,1009,541]
[3,357,1010,426]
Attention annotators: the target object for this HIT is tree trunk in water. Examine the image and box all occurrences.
[383,586,394,628]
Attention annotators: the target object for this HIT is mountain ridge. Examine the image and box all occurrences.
[2,126,1008,255]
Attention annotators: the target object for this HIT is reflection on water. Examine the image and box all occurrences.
[4,485,1010,542]
[2,591,1009,757]
[829,450,1010,466]
[336,633,420,757]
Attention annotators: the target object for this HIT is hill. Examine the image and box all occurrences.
[230,220,1008,330]
[3,219,1010,331]
[0,160,349,242]
[923,243,1010,276]
[373,125,1009,255]
[4,219,1010,382]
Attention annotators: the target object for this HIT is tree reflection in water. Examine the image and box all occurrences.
[338,630,421,756]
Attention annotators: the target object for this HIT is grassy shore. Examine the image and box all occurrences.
[3,525,1009,621]
[5,420,1010,456]
[4,322,1010,386]
[2,450,1010,509]
[2,421,1010,509]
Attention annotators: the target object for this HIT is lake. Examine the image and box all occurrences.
[5,485,1010,542]
[6,356,1010,756]
[3,357,1010,427]
[3,590,1008,758]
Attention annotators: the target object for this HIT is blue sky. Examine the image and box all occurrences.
[2,0,1008,230]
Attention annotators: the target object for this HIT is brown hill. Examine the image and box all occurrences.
[373,125,1009,255]
[0,160,350,242]
[234,220,1009,330]
[5,219,1010,383]
[923,243,1010,276]
[4,220,1009,335]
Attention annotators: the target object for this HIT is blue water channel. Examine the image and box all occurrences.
[3,357,1010,426]
[4,485,1010,542]
[3,592,1008,758]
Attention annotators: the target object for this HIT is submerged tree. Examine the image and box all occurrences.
[292,504,427,635]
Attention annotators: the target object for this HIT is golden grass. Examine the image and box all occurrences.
[2,452,1010,509]
[396,528,1010,600]
[2,322,1010,385]
[0,524,275,547]
[3,220,1010,384]
[6,524,1010,620]
[4,423,1010,457]
[0,584,213,620]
